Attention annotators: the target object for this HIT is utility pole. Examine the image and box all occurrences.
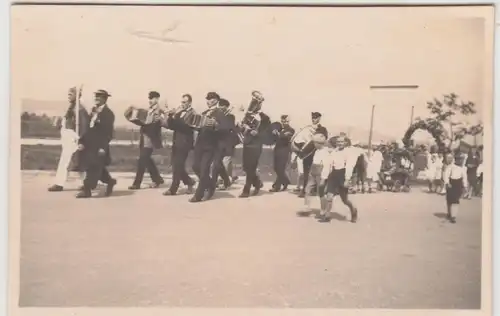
[410,105,415,127]
[367,104,375,154]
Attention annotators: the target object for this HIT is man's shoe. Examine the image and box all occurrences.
[128,185,141,190]
[48,185,63,192]
[105,179,117,197]
[75,190,92,198]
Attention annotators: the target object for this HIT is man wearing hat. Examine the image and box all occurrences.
[270,114,295,192]
[189,91,224,202]
[75,89,117,198]
[48,86,90,192]
[162,93,196,196]
[297,111,328,198]
[128,91,165,190]
[211,98,237,190]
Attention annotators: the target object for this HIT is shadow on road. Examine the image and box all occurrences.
[433,212,449,219]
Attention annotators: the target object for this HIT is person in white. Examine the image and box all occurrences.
[299,133,330,214]
[291,153,304,193]
[442,152,468,223]
[48,87,90,192]
[366,144,383,192]
[319,134,359,223]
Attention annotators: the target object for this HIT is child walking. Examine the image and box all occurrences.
[443,152,468,223]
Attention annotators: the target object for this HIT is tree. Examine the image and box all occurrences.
[410,93,483,151]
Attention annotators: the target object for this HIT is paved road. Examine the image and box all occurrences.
[19,172,482,308]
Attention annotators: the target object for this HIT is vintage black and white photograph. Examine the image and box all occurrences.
[10,3,493,313]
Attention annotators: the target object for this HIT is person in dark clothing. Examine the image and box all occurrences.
[76,89,117,198]
[189,92,233,203]
[163,94,196,196]
[238,107,271,198]
[298,112,328,198]
[270,115,295,192]
[128,91,164,190]
[211,98,237,190]
[464,147,480,198]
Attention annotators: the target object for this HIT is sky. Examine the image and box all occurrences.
[11,5,491,140]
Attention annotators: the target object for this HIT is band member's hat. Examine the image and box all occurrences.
[219,98,230,107]
[206,92,220,100]
[311,112,322,119]
[280,114,289,120]
[312,133,326,144]
[94,89,111,97]
[148,91,160,99]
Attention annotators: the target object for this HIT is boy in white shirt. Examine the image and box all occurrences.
[443,152,468,223]
[319,134,359,223]
[299,134,331,216]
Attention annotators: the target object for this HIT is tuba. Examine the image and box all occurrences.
[237,91,265,143]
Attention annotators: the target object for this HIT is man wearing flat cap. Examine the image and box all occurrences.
[270,114,295,192]
[76,89,117,198]
[128,91,165,190]
[189,91,231,202]
[297,111,328,198]
[48,86,90,192]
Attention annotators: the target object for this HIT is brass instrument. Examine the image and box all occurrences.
[237,91,265,143]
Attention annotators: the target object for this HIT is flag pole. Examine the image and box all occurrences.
[367,104,375,155]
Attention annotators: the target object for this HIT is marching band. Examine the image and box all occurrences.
[46,87,481,224]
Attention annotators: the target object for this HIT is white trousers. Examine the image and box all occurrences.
[54,128,84,186]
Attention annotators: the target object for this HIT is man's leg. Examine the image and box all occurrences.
[276,149,290,190]
[146,150,164,186]
[240,146,253,197]
[190,150,214,202]
[300,154,314,197]
[50,142,76,191]
[100,166,116,197]
[130,147,152,189]
[250,147,263,194]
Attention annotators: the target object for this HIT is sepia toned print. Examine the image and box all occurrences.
[10,3,493,314]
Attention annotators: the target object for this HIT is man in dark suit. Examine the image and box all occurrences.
[189,92,233,202]
[270,115,295,192]
[212,98,236,190]
[298,112,328,198]
[238,107,271,198]
[162,94,196,196]
[128,91,165,190]
[76,89,117,198]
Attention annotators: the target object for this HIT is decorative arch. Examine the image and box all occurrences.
[402,119,446,151]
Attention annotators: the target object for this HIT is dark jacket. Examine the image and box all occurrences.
[239,112,271,148]
[214,110,237,156]
[165,110,195,150]
[64,103,90,138]
[272,122,295,149]
[194,107,235,151]
[79,105,115,166]
[139,105,163,149]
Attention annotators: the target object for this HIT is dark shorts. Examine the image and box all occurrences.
[446,178,463,205]
[326,168,349,196]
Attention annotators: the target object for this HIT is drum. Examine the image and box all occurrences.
[124,106,148,126]
[52,116,63,128]
[296,140,316,159]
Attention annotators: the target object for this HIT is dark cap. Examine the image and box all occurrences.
[148,91,160,99]
[219,98,230,107]
[311,112,321,119]
[94,89,111,97]
[206,92,220,101]
[280,114,289,120]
